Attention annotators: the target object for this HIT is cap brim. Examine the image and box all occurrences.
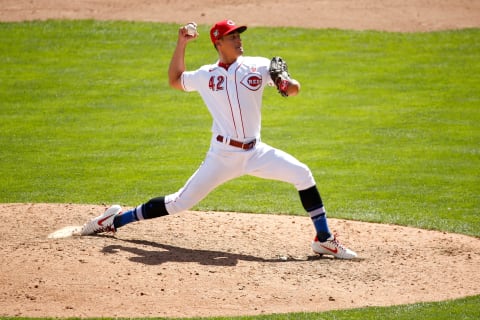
[227,26,247,35]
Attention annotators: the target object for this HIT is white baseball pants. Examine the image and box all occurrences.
[164,136,316,214]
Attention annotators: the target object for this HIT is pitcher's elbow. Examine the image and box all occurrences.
[169,78,183,90]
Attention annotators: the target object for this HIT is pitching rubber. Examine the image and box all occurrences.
[48,226,83,239]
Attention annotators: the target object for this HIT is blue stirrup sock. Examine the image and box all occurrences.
[113,197,169,229]
[299,185,332,242]
[310,209,331,242]
[113,205,143,229]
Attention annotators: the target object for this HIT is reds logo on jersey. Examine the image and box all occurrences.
[240,73,262,91]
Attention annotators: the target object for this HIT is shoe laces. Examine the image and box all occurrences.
[327,234,347,250]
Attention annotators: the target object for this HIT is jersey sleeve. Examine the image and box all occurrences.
[180,70,199,92]
[181,64,214,92]
[257,57,275,86]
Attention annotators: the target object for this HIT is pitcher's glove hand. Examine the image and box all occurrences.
[269,56,291,97]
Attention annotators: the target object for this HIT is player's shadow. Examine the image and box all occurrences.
[101,238,316,266]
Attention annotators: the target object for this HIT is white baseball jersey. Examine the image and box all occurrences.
[164,55,315,215]
[181,55,271,141]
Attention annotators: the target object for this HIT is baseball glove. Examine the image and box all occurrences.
[269,56,291,97]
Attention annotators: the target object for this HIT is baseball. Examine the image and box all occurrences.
[185,23,197,36]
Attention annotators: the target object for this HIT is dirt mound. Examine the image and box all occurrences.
[0,203,479,317]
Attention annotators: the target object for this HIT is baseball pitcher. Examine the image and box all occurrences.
[81,19,357,259]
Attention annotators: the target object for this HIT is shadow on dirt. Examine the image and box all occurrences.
[102,238,323,266]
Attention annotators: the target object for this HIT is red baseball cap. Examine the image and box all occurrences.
[210,19,247,45]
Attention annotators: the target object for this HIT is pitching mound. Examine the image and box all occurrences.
[0,203,479,318]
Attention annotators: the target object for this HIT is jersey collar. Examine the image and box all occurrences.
[217,55,244,71]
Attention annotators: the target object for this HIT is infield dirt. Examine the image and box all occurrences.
[1,1,480,318]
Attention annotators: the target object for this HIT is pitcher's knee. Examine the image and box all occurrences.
[292,164,316,191]
[164,192,195,215]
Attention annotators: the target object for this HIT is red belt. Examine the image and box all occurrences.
[216,135,256,150]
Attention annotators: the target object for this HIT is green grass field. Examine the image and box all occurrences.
[0,20,479,319]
